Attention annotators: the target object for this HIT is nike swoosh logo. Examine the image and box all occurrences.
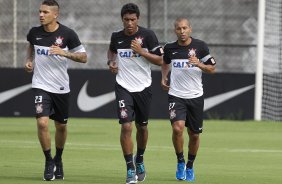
[77,81,115,112]
[77,82,254,112]
[204,84,254,111]
[0,84,32,104]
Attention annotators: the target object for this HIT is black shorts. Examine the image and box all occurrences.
[115,83,152,125]
[33,88,69,124]
[168,95,204,133]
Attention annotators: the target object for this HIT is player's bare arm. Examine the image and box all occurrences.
[131,39,163,66]
[161,63,170,91]
[107,49,118,74]
[189,56,215,73]
[49,45,87,63]
[25,44,34,73]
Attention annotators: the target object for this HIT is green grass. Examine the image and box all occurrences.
[0,118,282,184]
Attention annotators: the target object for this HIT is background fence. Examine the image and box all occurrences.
[0,0,258,72]
[3,0,282,121]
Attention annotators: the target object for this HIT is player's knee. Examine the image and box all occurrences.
[37,118,48,130]
[189,133,199,142]
[172,123,185,135]
[121,122,133,133]
[55,124,67,132]
[136,125,148,134]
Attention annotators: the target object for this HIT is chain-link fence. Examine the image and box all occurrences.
[0,0,258,72]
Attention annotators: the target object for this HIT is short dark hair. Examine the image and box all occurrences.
[121,3,140,18]
[174,18,191,28]
[42,0,60,9]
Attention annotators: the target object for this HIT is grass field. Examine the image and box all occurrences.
[0,118,282,184]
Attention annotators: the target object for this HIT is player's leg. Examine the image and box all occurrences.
[172,120,186,180]
[168,95,187,180]
[134,122,148,182]
[187,129,200,168]
[120,122,134,157]
[134,85,151,157]
[33,88,55,181]
[134,124,147,182]
[54,121,67,153]
[115,84,137,184]
[37,117,51,155]
[121,124,136,184]
[135,123,148,162]
[53,122,67,180]
[185,95,204,182]
[54,122,67,154]
[172,120,186,159]
[37,117,56,181]
[51,92,69,180]
[184,130,199,182]
[133,86,152,182]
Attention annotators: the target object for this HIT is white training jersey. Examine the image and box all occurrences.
[27,23,86,94]
[109,26,163,92]
[163,38,216,99]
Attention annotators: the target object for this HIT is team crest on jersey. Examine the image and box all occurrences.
[169,109,176,119]
[120,108,128,119]
[54,36,64,46]
[135,36,144,46]
[188,48,197,57]
[35,104,43,114]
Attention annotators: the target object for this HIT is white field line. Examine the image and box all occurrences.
[222,148,282,153]
[1,140,282,153]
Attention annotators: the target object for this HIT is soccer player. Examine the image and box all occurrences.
[24,0,87,181]
[107,3,163,184]
[161,18,216,182]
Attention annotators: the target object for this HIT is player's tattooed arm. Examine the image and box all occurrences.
[63,51,87,63]
[49,45,87,63]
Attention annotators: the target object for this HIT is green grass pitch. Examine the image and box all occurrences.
[0,117,282,184]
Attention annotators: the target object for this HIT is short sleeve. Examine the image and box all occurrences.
[109,32,117,53]
[199,41,210,59]
[147,30,163,56]
[163,44,171,64]
[66,29,82,50]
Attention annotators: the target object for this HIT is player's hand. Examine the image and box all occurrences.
[108,61,118,74]
[49,45,65,56]
[24,61,33,73]
[161,78,170,91]
[189,56,201,66]
[131,39,144,55]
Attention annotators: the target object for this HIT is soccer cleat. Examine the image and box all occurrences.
[125,168,137,184]
[185,168,195,182]
[54,161,64,180]
[133,155,146,182]
[43,160,56,181]
[176,162,186,180]
[135,162,146,182]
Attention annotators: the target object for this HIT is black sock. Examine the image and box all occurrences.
[186,153,196,169]
[124,154,134,170]
[43,149,53,162]
[54,147,64,162]
[176,152,185,163]
[136,148,145,163]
